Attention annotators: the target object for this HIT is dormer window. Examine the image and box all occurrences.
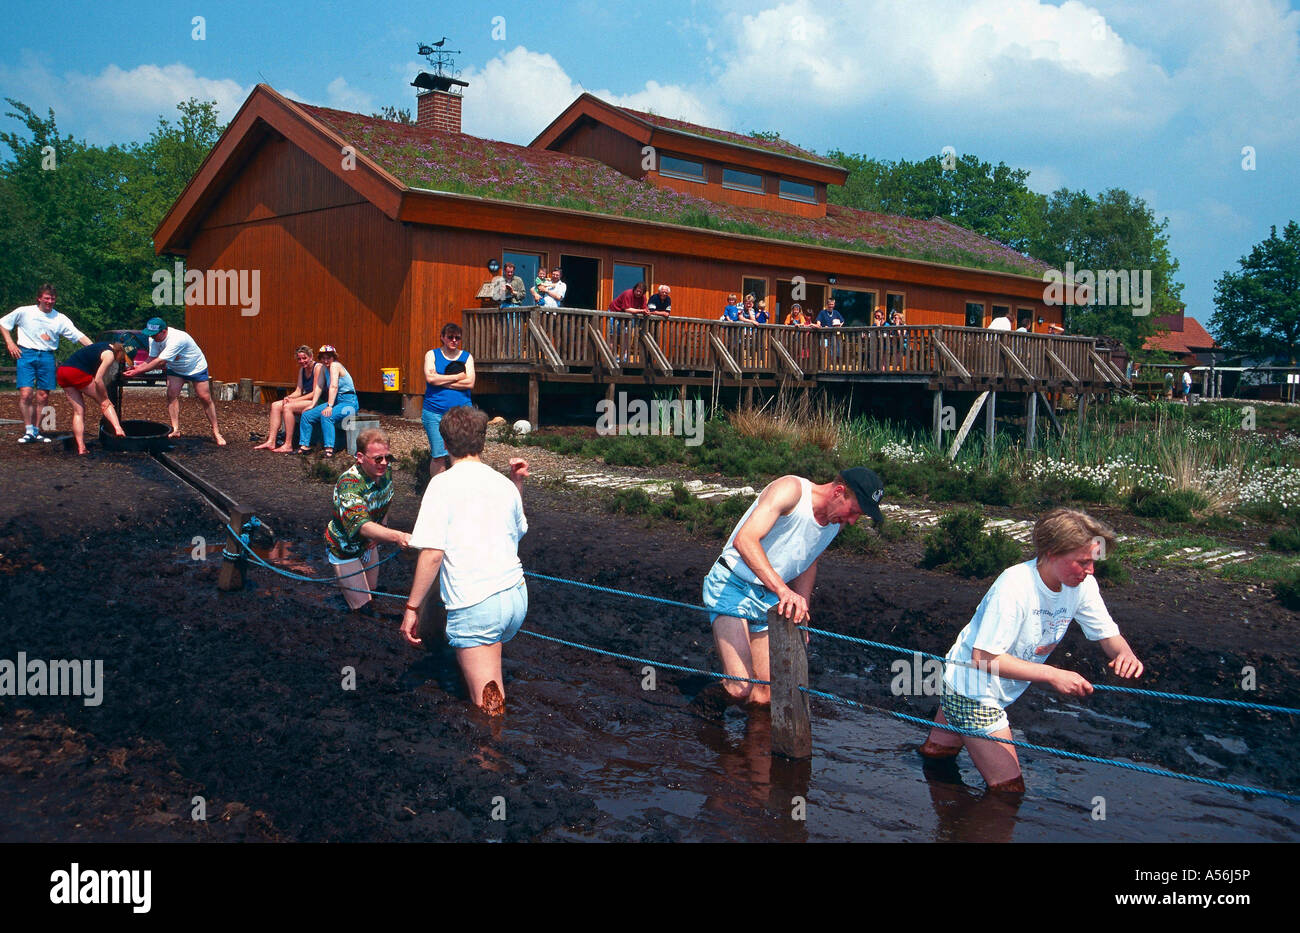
[723,167,764,193]
[779,178,816,203]
[660,155,705,183]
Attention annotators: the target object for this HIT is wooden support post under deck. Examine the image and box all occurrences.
[948,391,989,460]
[767,607,812,760]
[528,374,539,429]
[932,390,944,446]
[1036,391,1064,438]
[985,391,997,445]
[218,505,252,592]
[1026,391,1038,451]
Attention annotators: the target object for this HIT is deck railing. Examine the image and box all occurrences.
[462,308,1120,386]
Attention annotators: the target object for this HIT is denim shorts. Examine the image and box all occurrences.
[16,350,55,390]
[701,561,779,633]
[421,410,447,458]
[166,367,210,383]
[446,579,527,648]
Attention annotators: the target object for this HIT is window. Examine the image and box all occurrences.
[1017,307,1034,330]
[832,288,877,326]
[965,301,985,328]
[886,292,906,320]
[723,168,764,193]
[612,262,650,302]
[742,276,768,303]
[660,155,705,182]
[778,178,816,203]
[992,304,1011,326]
[503,251,544,299]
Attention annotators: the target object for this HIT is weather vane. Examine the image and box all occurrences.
[417,38,462,80]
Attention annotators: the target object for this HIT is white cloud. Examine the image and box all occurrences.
[0,53,247,144]
[711,0,1171,130]
[325,76,374,114]
[458,46,725,144]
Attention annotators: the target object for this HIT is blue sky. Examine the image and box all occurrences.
[3,0,1298,329]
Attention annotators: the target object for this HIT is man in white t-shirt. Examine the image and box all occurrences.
[2,283,92,443]
[1181,370,1193,404]
[400,405,529,715]
[124,317,225,445]
[533,267,567,308]
[919,508,1143,793]
[987,310,1012,331]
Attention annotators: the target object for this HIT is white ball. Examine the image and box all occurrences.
[512,419,532,435]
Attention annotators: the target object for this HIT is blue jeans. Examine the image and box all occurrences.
[16,350,55,390]
[299,396,358,448]
[446,580,528,648]
[421,409,447,458]
[701,561,779,632]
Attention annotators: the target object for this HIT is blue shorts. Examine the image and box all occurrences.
[446,580,527,648]
[167,368,210,383]
[702,561,779,633]
[421,409,447,458]
[16,350,55,390]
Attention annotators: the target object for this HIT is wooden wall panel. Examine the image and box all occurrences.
[555,120,648,180]
[185,200,411,392]
[201,136,366,230]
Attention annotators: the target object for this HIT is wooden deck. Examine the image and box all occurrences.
[464,307,1127,394]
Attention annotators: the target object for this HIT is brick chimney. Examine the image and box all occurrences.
[412,72,468,134]
[417,89,462,133]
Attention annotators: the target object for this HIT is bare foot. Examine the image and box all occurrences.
[77,448,88,456]
[214,433,227,446]
[252,440,275,450]
[167,430,182,438]
[270,444,295,453]
[479,681,505,717]
[114,429,126,437]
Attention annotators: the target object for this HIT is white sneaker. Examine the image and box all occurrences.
[17,433,37,444]
[33,433,52,443]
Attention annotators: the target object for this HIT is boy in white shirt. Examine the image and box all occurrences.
[919,508,1144,792]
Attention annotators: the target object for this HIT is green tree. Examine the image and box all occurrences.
[0,97,223,332]
[1029,187,1183,352]
[825,150,1045,253]
[1210,221,1300,363]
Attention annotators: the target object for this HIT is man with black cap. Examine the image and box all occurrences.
[702,467,884,705]
[124,317,225,445]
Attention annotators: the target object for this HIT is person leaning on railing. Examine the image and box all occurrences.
[608,281,648,361]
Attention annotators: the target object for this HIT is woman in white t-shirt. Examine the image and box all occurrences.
[919,509,1144,792]
[400,405,529,715]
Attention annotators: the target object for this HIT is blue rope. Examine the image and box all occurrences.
[801,686,1300,804]
[804,625,1300,716]
[224,524,407,597]
[525,571,1299,717]
[519,631,768,685]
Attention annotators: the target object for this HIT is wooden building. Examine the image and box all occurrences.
[154,81,1093,419]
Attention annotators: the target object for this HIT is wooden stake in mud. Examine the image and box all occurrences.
[768,607,812,759]
[218,505,252,592]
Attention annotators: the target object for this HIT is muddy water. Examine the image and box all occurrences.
[496,664,1299,843]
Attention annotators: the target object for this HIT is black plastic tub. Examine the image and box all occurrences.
[100,419,172,453]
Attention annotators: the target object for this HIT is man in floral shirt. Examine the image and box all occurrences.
[325,428,410,613]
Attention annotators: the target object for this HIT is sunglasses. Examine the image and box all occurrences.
[444,335,462,342]
[363,453,393,464]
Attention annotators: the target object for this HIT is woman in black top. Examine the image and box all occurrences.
[55,342,129,455]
